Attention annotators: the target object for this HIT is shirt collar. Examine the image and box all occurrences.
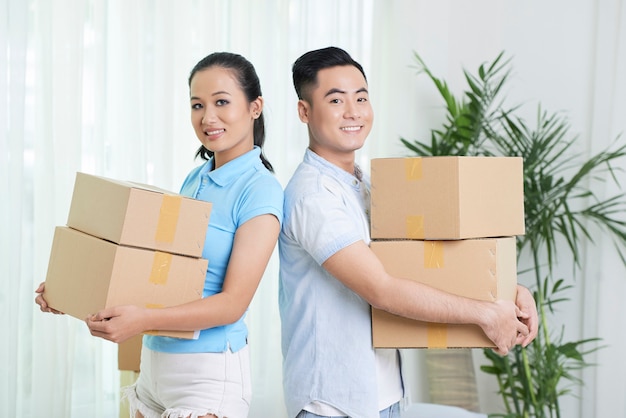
[304,148,363,190]
[200,146,262,187]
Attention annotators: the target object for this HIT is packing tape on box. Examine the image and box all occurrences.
[424,241,444,268]
[404,159,424,238]
[427,323,448,348]
[424,242,447,347]
[406,215,425,239]
[155,194,182,243]
[404,158,423,180]
[149,252,172,285]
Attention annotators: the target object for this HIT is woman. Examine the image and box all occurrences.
[36,52,283,418]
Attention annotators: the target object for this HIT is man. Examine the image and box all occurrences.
[278,46,538,418]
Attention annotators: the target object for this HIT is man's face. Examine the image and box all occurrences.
[298,65,373,164]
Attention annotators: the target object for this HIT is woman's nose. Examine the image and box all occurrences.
[202,109,217,124]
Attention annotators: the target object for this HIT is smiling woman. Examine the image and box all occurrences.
[189,65,264,169]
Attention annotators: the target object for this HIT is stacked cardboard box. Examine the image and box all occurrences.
[369,156,525,348]
[118,334,143,372]
[43,172,212,369]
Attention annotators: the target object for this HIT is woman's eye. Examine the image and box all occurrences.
[191,103,203,110]
[216,99,229,106]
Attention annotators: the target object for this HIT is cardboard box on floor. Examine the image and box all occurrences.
[118,334,143,372]
[67,172,212,258]
[370,156,525,240]
[370,237,517,349]
[44,227,207,339]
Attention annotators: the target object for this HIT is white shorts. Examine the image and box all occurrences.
[123,345,251,418]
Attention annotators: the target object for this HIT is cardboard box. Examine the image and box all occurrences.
[118,334,143,372]
[370,156,525,240]
[370,237,517,348]
[44,226,207,339]
[67,172,212,257]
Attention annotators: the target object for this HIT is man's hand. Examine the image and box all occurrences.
[514,285,539,347]
[480,299,529,356]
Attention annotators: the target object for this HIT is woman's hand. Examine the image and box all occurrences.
[34,282,63,314]
[85,305,148,343]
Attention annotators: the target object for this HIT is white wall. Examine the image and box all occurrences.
[367,1,626,417]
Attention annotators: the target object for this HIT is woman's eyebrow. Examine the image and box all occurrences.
[190,91,232,101]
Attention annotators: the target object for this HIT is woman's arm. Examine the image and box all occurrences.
[86,213,281,343]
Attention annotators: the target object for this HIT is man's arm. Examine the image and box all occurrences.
[322,240,530,355]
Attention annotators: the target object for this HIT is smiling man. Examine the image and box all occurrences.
[278,46,538,418]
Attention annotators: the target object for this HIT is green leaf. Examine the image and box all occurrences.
[402,50,625,418]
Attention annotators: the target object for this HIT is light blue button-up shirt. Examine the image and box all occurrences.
[144,146,283,354]
[279,149,403,418]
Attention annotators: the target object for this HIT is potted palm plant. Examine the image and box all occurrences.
[400,51,626,418]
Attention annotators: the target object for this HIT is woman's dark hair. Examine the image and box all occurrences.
[189,52,273,172]
[292,46,367,102]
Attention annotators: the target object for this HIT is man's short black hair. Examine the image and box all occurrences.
[292,46,367,101]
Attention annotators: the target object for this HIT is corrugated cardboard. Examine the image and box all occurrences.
[370,237,518,348]
[370,156,525,240]
[67,172,212,257]
[44,226,207,339]
[118,334,143,372]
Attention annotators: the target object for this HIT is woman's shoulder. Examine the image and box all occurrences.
[247,168,283,197]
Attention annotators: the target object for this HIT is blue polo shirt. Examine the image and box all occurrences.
[144,146,283,354]
[279,149,404,418]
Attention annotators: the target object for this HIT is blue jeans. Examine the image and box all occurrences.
[296,402,401,418]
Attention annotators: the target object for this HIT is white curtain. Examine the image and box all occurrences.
[1,0,376,417]
[2,0,625,417]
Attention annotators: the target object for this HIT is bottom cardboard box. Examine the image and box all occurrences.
[118,334,143,372]
[44,226,207,339]
[370,237,517,348]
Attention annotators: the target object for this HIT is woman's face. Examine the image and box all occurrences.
[190,66,262,168]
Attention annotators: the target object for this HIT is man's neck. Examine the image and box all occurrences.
[308,147,356,177]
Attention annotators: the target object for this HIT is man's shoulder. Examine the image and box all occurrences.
[284,162,320,196]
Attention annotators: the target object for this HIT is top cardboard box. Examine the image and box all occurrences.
[67,172,212,257]
[370,156,525,240]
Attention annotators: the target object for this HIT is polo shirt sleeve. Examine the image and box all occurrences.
[237,173,284,227]
[287,182,364,266]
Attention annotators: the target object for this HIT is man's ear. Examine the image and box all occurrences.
[297,99,310,123]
